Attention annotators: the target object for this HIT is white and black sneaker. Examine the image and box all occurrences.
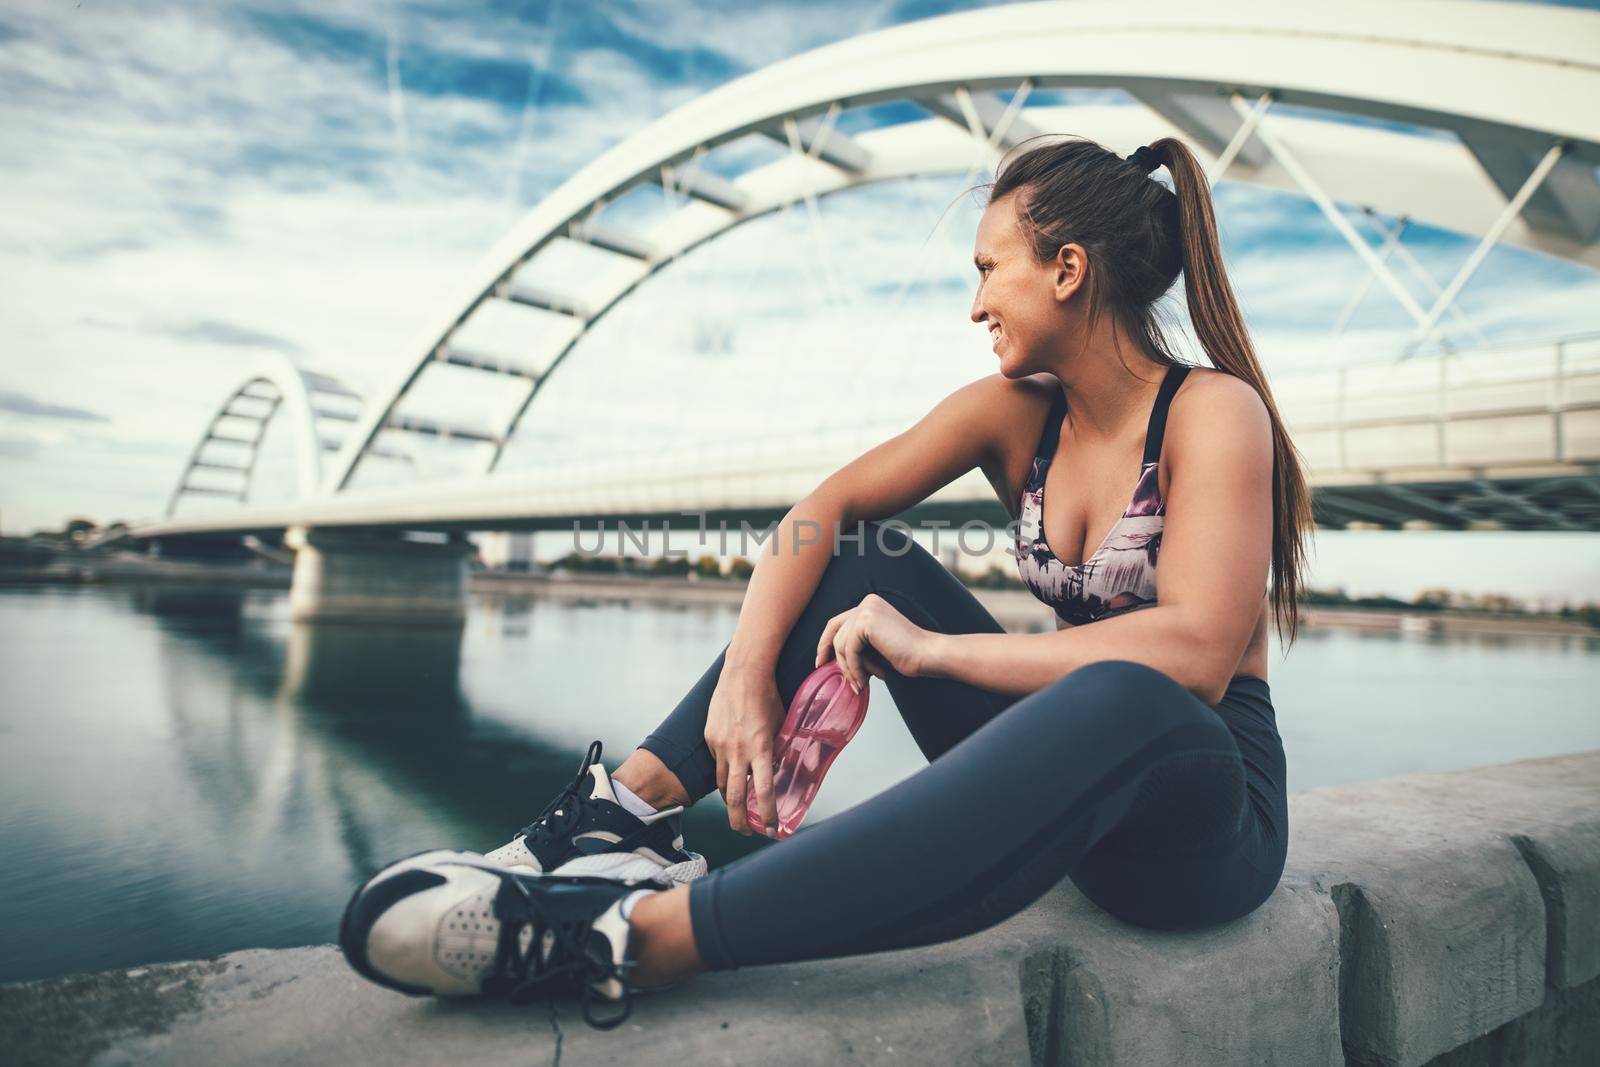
[339,853,656,1029]
[484,740,706,886]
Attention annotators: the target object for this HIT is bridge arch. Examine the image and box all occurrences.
[311,1,1599,493]
[165,355,366,518]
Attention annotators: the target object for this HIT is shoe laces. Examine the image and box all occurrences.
[480,876,638,1030]
[517,740,605,846]
[515,740,668,857]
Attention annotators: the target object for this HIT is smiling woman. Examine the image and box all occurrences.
[969,135,1312,652]
[336,131,1320,1031]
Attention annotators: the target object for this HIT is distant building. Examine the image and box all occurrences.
[476,531,535,571]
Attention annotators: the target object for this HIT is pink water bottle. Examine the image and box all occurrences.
[744,659,870,840]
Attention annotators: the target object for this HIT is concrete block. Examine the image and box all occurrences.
[1351,752,1600,990]
[1425,974,1600,1066]
[1017,880,1342,1067]
[1510,823,1600,990]
[1287,767,1571,1067]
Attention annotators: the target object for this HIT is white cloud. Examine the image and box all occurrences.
[599,0,905,71]
[0,2,630,528]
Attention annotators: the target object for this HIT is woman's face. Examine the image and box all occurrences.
[969,193,1083,378]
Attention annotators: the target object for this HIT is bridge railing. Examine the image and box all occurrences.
[136,333,1600,540]
[509,334,1600,506]
[1271,332,1600,476]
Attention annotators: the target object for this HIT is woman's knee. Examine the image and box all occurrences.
[1045,660,1224,741]
[813,520,940,600]
[832,520,930,571]
[1053,659,1179,711]
[1077,873,1263,933]
[1062,658,1169,692]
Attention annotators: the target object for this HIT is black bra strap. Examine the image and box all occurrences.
[1142,364,1191,466]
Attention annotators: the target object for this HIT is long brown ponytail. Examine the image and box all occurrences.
[987,134,1315,647]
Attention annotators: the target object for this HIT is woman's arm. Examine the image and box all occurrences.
[724,374,1020,673]
[922,373,1275,707]
[709,376,1020,829]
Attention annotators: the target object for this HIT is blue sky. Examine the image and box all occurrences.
[1,0,1598,604]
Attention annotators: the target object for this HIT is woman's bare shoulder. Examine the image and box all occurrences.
[1165,366,1272,460]
[1168,366,1268,419]
[926,372,1055,438]
[966,374,1059,503]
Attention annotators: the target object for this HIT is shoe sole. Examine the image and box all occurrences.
[548,849,706,885]
[488,845,707,886]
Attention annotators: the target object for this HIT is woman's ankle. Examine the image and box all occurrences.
[613,748,693,810]
[626,885,706,989]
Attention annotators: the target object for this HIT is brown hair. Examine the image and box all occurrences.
[983,134,1314,647]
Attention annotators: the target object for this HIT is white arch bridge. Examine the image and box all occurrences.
[122,1,1600,620]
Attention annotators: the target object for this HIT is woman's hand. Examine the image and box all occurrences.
[704,662,787,836]
[816,593,937,693]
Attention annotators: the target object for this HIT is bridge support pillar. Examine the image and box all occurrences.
[285,526,473,624]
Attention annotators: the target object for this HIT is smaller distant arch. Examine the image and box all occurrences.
[165,355,367,517]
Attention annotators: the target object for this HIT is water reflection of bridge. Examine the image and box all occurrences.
[133,586,765,884]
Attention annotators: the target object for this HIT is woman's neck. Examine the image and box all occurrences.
[1051,328,1169,442]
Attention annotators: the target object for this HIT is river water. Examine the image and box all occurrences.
[2,582,1596,985]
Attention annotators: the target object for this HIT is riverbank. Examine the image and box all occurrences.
[3,749,1595,1066]
[3,552,1596,639]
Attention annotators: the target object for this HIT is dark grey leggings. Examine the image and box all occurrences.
[638,521,1288,971]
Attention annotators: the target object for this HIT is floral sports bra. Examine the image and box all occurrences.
[1014,364,1190,626]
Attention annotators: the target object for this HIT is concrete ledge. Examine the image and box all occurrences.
[1429,976,1600,1067]
[1017,878,1341,1066]
[1287,792,1549,1065]
[1512,824,1600,989]
[3,751,1597,1067]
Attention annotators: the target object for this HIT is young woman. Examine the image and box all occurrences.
[340,135,1316,1030]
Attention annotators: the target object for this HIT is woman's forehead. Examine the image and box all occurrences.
[976,197,1021,249]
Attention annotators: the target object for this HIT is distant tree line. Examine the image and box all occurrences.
[1308,585,1600,628]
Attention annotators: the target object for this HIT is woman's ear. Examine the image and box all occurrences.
[1052,243,1087,303]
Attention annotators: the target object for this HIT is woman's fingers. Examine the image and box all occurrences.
[713,745,728,799]
[835,626,865,694]
[750,753,777,836]
[723,756,750,834]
